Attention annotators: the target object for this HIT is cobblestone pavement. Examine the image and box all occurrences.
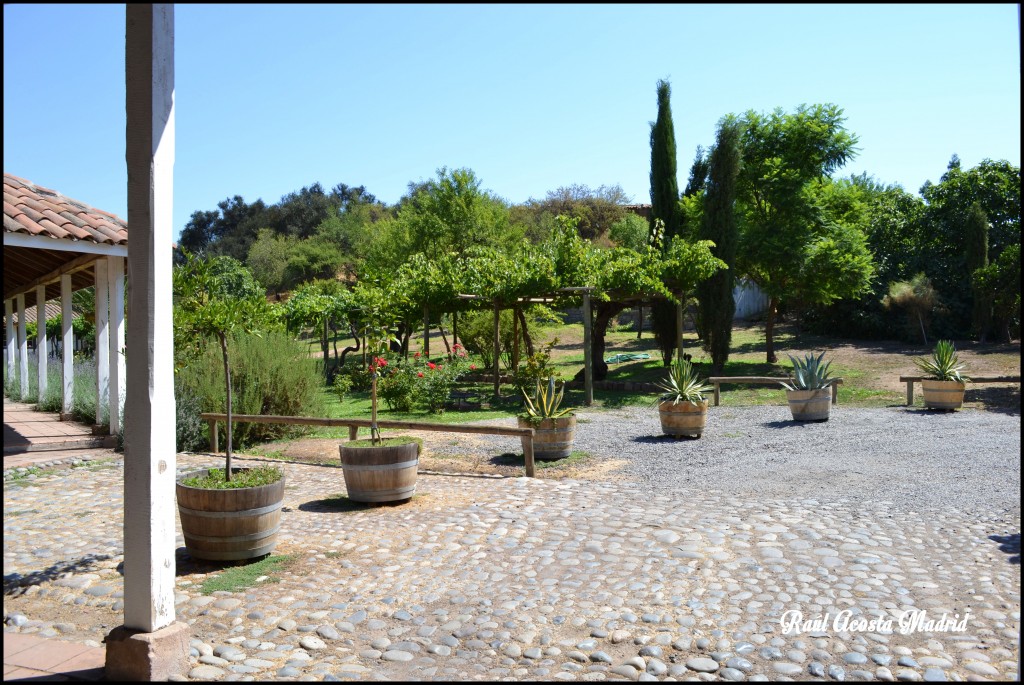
[4,449,1020,682]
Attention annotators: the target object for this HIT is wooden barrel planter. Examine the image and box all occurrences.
[518,415,576,461]
[339,440,419,503]
[176,468,285,562]
[658,399,708,437]
[786,388,832,421]
[921,379,965,410]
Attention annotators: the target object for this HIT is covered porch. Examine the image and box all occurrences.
[3,172,128,436]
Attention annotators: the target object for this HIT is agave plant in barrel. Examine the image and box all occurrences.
[915,339,969,410]
[654,357,712,438]
[519,377,576,460]
[779,352,834,421]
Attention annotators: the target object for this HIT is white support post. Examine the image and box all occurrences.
[117,2,183,647]
[62,276,74,416]
[36,286,48,403]
[5,299,15,384]
[95,258,109,425]
[17,294,28,399]
[108,255,126,435]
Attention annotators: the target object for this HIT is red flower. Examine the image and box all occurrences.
[414,352,421,358]
[427,362,436,370]
[470,364,476,370]
[453,343,461,350]
[417,372,424,378]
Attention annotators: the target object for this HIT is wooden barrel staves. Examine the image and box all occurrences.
[786,388,832,421]
[921,380,966,410]
[176,468,285,561]
[659,399,708,437]
[519,416,576,461]
[339,441,419,503]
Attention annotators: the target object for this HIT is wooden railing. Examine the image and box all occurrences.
[897,375,1021,406]
[200,413,539,477]
[707,377,843,406]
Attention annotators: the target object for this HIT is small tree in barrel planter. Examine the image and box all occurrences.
[172,252,285,561]
[338,290,422,504]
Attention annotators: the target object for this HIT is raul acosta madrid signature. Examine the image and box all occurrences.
[780,609,971,635]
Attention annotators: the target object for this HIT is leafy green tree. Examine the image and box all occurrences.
[918,157,1020,334]
[608,213,649,252]
[973,243,1020,342]
[517,184,631,242]
[246,228,297,295]
[734,103,869,362]
[177,195,271,263]
[696,116,742,373]
[964,202,991,340]
[173,252,276,481]
[283,238,344,289]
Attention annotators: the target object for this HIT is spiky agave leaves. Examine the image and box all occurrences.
[654,357,712,405]
[522,377,574,419]
[780,351,834,391]
[914,340,968,382]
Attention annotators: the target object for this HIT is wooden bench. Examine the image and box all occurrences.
[707,376,843,406]
[898,376,1021,406]
[201,413,540,477]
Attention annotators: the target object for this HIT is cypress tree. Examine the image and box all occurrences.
[696,117,742,373]
[965,201,991,341]
[649,79,682,365]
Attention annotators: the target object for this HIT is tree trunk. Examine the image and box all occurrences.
[917,312,928,346]
[219,333,233,482]
[590,301,629,381]
[636,305,642,339]
[439,325,451,355]
[452,311,459,349]
[765,297,778,364]
[512,306,520,372]
[516,307,534,357]
[339,324,360,367]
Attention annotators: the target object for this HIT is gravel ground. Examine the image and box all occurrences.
[430,405,1021,517]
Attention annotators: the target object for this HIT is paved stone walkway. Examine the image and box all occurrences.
[3,451,1020,682]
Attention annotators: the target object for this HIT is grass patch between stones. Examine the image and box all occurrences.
[199,554,299,595]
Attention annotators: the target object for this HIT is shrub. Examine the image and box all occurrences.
[337,359,373,392]
[332,373,353,403]
[71,359,101,426]
[377,363,416,412]
[175,375,207,452]
[177,330,324,448]
[413,345,469,413]
[511,337,561,393]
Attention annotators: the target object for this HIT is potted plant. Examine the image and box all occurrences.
[654,357,712,438]
[338,312,420,503]
[779,352,834,421]
[915,339,968,410]
[172,252,285,561]
[518,377,576,460]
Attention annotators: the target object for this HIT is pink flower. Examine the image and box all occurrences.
[470,364,476,370]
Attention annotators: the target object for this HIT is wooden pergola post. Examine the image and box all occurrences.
[560,287,594,406]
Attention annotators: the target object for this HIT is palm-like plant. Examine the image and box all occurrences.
[915,340,968,382]
[522,377,574,420]
[655,357,712,405]
[779,352,834,391]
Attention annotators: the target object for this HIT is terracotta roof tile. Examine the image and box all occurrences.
[3,172,128,246]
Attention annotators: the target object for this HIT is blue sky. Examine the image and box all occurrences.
[4,4,1020,242]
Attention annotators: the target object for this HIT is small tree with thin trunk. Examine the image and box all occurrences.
[174,251,276,482]
[883,273,937,345]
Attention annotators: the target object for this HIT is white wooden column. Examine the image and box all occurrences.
[108,255,126,434]
[95,258,109,425]
[17,294,28,399]
[123,1,179,636]
[5,299,15,383]
[36,287,48,402]
[62,275,74,415]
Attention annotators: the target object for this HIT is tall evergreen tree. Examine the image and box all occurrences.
[965,201,991,341]
[696,116,742,373]
[649,79,682,365]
